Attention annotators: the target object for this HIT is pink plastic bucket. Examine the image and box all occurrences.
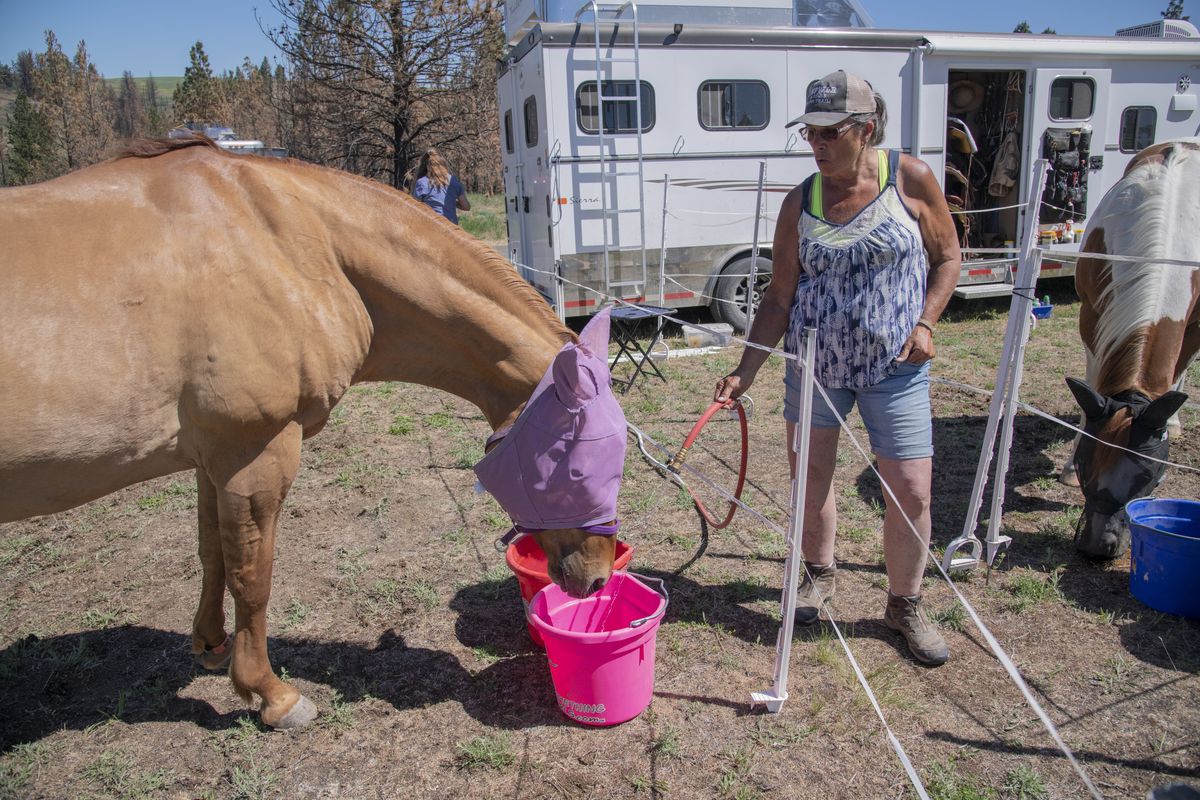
[505,537,634,646]
[529,571,668,726]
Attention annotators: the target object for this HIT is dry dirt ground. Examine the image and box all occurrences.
[2,287,1198,800]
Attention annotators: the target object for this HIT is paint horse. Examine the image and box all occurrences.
[0,138,622,729]
[1062,138,1200,559]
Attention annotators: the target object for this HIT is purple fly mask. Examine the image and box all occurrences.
[474,307,627,534]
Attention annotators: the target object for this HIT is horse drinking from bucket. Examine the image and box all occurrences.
[0,137,625,728]
[1061,138,1200,559]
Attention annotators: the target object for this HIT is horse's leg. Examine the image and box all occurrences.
[1059,428,1082,487]
[1168,370,1187,438]
[193,468,231,670]
[210,421,316,730]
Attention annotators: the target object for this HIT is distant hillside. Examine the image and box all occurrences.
[103,75,184,98]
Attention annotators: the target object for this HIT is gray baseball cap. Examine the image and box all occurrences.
[785,70,876,128]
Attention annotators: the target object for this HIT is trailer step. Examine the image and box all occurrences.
[596,57,638,64]
[953,283,1014,299]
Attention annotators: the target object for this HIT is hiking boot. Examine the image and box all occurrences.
[884,592,949,666]
[794,561,836,625]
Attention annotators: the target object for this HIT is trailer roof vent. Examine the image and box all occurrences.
[1115,19,1200,38]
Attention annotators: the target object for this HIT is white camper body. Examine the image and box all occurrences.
[496,4,1200,324]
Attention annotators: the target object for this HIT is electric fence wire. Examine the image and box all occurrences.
[512,258,1114,798]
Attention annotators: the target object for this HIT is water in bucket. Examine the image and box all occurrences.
[505,536,634,646]
[529,570,668,726]
[1126,498,1200,619]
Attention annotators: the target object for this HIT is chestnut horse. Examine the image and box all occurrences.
[1062,138,1200,559]
[0,138,619,728]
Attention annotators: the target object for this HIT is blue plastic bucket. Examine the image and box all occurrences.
[1126,498,1200,619]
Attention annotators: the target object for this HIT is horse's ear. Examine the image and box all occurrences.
[577,307,612,357]
[1066,377,1108,421]
[1136,390,1188,432]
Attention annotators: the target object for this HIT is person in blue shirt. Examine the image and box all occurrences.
[412,149,470,224]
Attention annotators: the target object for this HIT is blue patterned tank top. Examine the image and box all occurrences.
[784,149,928,389]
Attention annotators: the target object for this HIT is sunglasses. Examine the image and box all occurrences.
[799,120,863,143]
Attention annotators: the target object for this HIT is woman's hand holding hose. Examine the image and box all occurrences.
[714,371,754,404]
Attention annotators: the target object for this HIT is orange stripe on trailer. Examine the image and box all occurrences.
[967,268,993,276]
[564,299,597,309]
[665,291,695,300]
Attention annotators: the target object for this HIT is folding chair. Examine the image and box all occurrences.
[608,305,671,394]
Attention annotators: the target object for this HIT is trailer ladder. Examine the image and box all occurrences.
[575,0,649,301]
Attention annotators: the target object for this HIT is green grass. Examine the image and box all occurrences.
[321,690,357,730]
[228,757,276,800]
[1004,569,1065,614]
[1001,764,1049,800]
[387,414,414,435]
[648,725,682,759]
[0,741,52,797]
[135,481,196,512]
[931,602,967,632]
[454,734,515,771]
[460,193,506,242]
[925,758,996,800]
[82,750,172,799]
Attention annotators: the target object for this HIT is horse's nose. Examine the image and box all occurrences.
[588,576,608,596]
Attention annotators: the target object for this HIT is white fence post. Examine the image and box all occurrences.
[942,158,1051,571]
[751,327,816,712]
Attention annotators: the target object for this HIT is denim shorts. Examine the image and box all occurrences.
[783,361,933,460]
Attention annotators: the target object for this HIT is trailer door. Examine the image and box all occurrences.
[518,57,554,296]
[498,60,528,269]
[1028,68,1111,234]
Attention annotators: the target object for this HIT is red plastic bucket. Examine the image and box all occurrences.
[505,536,633,646]
[530,570,668,726]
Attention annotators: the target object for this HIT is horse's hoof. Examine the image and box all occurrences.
[271,695,317,730]
[1058,466,1080,488]
[194,634,232,671]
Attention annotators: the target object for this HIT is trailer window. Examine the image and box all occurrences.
[504,110,514,154]
[576,81,655,134]
[1049,77,1094,121]
[523,97,538,147]
[698,81,769,130]
[1119,106,1156,153]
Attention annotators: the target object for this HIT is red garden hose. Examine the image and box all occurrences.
[667,399,749,529]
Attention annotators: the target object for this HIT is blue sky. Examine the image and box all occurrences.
[0,0,1184,78]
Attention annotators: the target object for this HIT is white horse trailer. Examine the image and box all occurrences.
[496,1,1200,326]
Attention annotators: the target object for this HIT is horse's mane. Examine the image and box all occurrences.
[1086,139,1200,393]
[112,137,574,347]
[115,134,222,159]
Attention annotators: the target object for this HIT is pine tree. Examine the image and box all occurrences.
[174,41,220,124]
[144,75,165,134]
[115,71,147,139]
[1162,0,1190,20]
[1013,20,1032,33]
[7,91,54,184]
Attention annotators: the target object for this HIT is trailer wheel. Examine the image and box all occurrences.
[711,255,772,333]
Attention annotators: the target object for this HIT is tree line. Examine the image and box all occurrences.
[1,0,504,193]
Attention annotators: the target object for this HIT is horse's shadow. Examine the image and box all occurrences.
[0,564,788,748]
[0,619,568,749]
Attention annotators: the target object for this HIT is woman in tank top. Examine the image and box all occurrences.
[713,71,961,666]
